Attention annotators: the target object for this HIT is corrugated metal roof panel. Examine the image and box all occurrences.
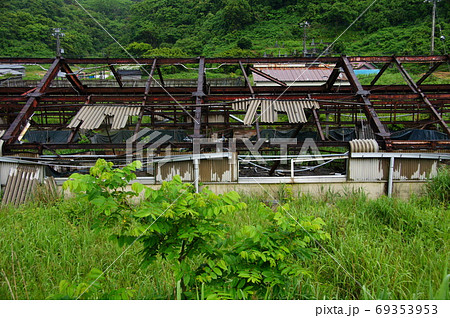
[1,165,42,206]
[68,105,141,130]
[243,99,260,125]
[260,100,277,123]
[233,98,318,124]
[231,98,249,111]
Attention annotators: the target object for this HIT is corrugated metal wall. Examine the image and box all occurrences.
[348,158,438,181]
[0,162,44,186]
[392,159,438,180]
[1,166,41,206]
[156,154,237,183]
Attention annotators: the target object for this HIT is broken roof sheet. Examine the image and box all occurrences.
[232,98,319,125]
[68,105,141,130]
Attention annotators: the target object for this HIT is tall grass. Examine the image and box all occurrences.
[426,167,450,204]
[0,169,448,299]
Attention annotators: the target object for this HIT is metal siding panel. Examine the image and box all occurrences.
[199,158,232,182]
[348,158,388,181]
[393,159,438,180]
[157,161,193,182]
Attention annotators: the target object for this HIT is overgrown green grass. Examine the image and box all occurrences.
[0,170,448,300]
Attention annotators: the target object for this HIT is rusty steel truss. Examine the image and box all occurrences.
[0,55,449,155]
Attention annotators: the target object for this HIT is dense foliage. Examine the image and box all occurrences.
[0,164,448,299]
[1,0,449,57]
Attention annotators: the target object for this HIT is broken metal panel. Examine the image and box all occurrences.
[68,105,141,130]
[236,99,319,124]
[243,99,260,125]
[260,100,277,123]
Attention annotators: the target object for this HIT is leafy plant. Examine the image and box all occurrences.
[63,159,143,229]
[201,203,330,299]
[63,159,330,299]
[48,268,135,300]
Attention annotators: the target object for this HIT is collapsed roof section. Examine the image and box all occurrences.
[0,55,448,154]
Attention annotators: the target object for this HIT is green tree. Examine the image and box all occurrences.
[221,0,254,31]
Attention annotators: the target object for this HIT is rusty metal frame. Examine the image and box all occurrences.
[249,66,288,87]
[59,60,86,94]
[393,57,450,136]
[2,58,61,144]
[340,56,391,141]
[108,64,123,88]
[0,55,449,154]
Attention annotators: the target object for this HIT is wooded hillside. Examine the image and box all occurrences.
[0,0,449,57]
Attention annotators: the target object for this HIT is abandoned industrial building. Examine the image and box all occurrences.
[0,55,449,205]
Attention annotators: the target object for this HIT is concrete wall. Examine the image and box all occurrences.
[203,181,425,200]
[98,180,426,200]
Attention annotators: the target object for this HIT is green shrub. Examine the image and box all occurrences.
[63,159,329,299]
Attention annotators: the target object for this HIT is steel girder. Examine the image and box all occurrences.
[0,55,449,153]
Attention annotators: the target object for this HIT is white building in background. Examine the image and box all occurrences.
[252,63,349,87]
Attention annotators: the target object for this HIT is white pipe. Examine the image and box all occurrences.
[387,156,395,198]
[291,159,294,178]
[193,158,200,193]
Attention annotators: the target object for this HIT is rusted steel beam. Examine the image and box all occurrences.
[4,91,442,103]
[239,61,255,96]
[156,66,165,87]
[59,61,86,94]
[4,140,352,152]
[312,108,325,141]
[67,121,81,143]
[2,58,61,144]
[416,62,442,85]
[393,57,450,136]
[239,61,260,138]
[2,83,449,96]
[369,60,392,87]
[390,140,450,150]
[249,66,287,87]
[340,56,390,141]
[108,64,123,88]
[323,63,342,91]
[2,55,449,65]
[144,59,157,96]
[193,57,206,137]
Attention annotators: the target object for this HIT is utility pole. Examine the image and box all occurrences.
[299,21,310,57]
[426,0,441,55]
[52,28,65,58]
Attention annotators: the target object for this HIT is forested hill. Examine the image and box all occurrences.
[1,0,449,58]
